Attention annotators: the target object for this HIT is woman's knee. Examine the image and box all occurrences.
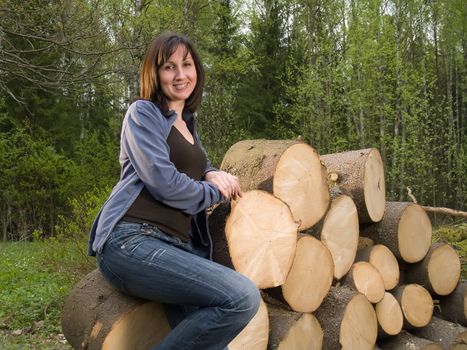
[227,274,261,323]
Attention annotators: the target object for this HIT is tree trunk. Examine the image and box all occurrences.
[320,148,386,223]
[376,292,403,338]
[360,202,432,263]
[314,286,378,350]
[434,281,467,326]
[378,330,442,350]
[392,284,434,329]
[209,190,299,289]
[356,244,400,291]
[412,316,466,350]
[403,243,461,296]
[61,269,171,350]
[220,139,329,230]
[265,235,333,312]
[267,303,323,350]
[307,194,359,279]
[342,261,385,304]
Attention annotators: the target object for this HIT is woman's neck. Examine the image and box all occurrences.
[169,101,185,119]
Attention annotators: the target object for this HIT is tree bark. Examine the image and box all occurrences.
[220,139,329,230]
[61,269,171,350]
[378,330,442,350]
[412,316,466,350]
[403,243,461,296]
[314,286,378,350]
[267,303,323,350]
[360,202,432,263]
[320,148,386,223]
[434,281,467,326]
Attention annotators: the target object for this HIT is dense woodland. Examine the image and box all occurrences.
[0,0,465,241]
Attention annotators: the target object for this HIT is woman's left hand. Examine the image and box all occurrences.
[205,171,243,201]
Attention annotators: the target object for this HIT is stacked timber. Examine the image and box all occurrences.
[62,140,465,350]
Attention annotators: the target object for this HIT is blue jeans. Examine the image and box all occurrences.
[97,221,260,350]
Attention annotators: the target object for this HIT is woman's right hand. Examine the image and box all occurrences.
[205,171,243,201]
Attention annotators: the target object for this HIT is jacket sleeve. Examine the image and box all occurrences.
[121,101,222,215]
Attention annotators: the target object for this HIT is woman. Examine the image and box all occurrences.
[88,31,260,350]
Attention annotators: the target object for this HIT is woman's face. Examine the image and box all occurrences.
[158,45,197,109]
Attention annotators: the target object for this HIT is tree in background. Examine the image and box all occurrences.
[0,0,465,240]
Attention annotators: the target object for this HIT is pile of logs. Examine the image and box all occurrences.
[61,139,465,349]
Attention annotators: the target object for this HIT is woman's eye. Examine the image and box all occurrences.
[184,61,193,67]
[164,65,175,70]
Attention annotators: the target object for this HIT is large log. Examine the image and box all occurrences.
[403,243,461,296]
[314,286,378,349]
[61,269,171,350]
[62,270,270,350]
[411,316,467,350]
[308,194,359,279]
[320,148,386,223]
[393,284,434,329]
[210,190,299,288]
[267,304,323,350]
[355,244,400,290]
[378,330,442,350]
[434,281,467,326]
[375,292,403,338]
[265,235,333,312]
[360,202,432,263]
[220,139,329,230]
[342,261,386,303]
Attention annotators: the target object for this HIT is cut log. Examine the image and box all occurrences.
[267,303,323,350]
[411,316,467,350]
[220,139,330,230]
[229,298,269,350]
[376,292,403,338]
[434,281,467,326]
[61,269,171,350]
[210,190,299,288]
[356,244,400,290]
[403,243,461,296]
[308,194,359,279]
[265,235,333,312]
[314,286,378,349]
[360,202,432,263]
[343,261,385,303]
[378,330,442,349]
[393,284,434,329]
[320,148,386,223]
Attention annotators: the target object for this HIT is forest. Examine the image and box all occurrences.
[0,0,466,241]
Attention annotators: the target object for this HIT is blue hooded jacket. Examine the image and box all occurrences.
[88,100,222,257]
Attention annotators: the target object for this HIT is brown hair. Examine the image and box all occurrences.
[140,31,205,114]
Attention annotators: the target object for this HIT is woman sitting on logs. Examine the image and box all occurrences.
[87,31,260,350]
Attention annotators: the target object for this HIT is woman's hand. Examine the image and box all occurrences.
[205,171,243,200]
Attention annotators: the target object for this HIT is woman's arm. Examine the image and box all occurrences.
[121,101,222,215]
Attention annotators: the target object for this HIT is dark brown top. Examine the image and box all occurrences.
[124,126,207,241]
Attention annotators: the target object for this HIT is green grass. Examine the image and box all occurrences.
[0,239,94,349]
